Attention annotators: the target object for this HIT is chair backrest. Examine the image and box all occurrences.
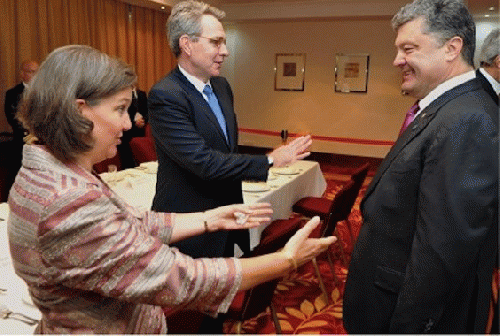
[232,217,304,322]
[92,154,122,174]
[252,217,303,256]
[145,123,153,139]
[129,137,157,165]
[351,162,370,189]
[321,179,359,237]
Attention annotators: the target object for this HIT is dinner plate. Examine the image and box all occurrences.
[242,182,270,192]
[139,161,158,174]
[267,173,278,181]
[100,172,124,183]
[272,167,300,175]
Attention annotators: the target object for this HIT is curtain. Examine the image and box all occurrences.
[0,0,176,133]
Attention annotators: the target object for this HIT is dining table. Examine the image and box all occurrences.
[0,202,41,334]
[0,159,326,333]
[101,159,327,249]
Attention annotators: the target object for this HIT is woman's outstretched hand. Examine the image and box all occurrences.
[204,203,273,232]
[281,216,336,268]
[237,215,337,291]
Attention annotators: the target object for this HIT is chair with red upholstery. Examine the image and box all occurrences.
[344,162,369,242]
[129,136,157,165]
[92,154,122,174]
[145,123,153,139]
[306,180,357,288]
[289,178,360,294]
[226,216,305,334]
[293,162,369,244]
[351,162,370,187]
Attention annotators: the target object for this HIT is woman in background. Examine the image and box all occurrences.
[8,45,335,334]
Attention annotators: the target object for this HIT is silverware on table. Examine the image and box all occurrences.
[0,304,39,326]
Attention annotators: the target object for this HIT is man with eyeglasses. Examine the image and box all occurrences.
[148,0,312,332]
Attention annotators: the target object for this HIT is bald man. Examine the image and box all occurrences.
[4,60,39,170]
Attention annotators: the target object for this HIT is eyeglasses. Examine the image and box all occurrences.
[197,36,227,49]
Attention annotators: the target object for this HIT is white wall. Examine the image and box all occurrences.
[222,17,415,158]
[221,14,499,159]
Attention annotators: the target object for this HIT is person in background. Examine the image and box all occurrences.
[343,0,498,333]
[8,44,335,334]
[476,28,499,105]
[477,27,500,335]
[4,60,39,169]
[119,88,149,168]
[148,0,312,261]
[128,88,149,137]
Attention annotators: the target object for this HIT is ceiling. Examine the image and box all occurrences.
[127,0,498,20]
[212,0,498,18]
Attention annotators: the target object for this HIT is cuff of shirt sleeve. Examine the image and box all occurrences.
[208,257,242,317]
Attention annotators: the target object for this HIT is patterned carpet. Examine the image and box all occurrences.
[223,164,372,334]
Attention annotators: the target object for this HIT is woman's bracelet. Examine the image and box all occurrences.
[279,249,298,271]
[287,256,298,271]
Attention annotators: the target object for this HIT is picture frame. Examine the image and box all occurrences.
[335,53,370,93]
[274,53,306,91]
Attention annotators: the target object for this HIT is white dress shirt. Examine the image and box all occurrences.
[417,70,476,115]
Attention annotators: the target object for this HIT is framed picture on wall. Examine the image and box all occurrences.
[274,53,306,91]
[335,53,369,93]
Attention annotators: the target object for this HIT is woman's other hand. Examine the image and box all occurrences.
[204,203,273,232]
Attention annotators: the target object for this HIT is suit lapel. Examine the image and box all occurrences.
[363,79,480,201]
[173,68,231,150]
[476,69,499,105]
[363,105,435,200]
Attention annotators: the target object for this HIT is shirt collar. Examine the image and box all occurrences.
[178,65,210,96]
[418,70,476,113]
[479,67,500,96]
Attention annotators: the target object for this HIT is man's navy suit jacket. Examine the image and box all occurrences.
[148,67,268,257]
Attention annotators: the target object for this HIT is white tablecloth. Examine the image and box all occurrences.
[243,160,326,248]
[0,203,41,334]
[104,160,326,249]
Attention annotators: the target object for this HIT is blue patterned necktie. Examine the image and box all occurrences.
[203,84,228,141]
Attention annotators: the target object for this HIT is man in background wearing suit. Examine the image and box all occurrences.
[149,0,311,260]
[4,60,39,173]
[476,28,499,105]
[477,27,499,335]
[344,0,498,334]
[119,88,148,168]
[127,88,148,138]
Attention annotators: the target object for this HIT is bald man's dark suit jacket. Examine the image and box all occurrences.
[344,78,498,334]
[148,67,268,258]
[4,83,26,143]
[476,69,499,105]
